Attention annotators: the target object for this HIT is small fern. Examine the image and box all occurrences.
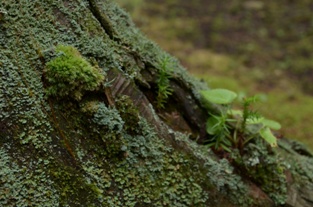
[241,95,261,134]
[156,55,173,108]
[205,113,234,152]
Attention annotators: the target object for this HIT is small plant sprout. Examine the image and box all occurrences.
[156,55,174,108]
[201,88,281,151]
[201,89,237,151]
[205,113,234,152]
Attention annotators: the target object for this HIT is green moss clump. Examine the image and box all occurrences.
[44,45,105,101]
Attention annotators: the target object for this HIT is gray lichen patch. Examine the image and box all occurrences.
[0,148,59,206]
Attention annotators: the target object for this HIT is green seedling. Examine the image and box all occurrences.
[201,88,281,152]
[205,112,235,152]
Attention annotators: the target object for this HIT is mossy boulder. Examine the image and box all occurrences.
[0,0,312,206]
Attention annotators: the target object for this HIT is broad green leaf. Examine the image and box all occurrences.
[259,127,277,147]
[206,116,220,135]
[261,119,281,130]
[201,89,237,104]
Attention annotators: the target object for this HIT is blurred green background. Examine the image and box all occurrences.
[116,0,313,150]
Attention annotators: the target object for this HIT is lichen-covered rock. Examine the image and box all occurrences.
[0,0,312,206]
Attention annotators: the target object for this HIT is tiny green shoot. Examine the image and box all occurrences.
[156,55,173,108]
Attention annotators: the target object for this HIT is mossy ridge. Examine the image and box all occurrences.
[1,0,309,206]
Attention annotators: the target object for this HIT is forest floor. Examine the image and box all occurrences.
[116,0,313,150]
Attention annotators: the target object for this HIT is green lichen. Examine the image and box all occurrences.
[92,103,124,132]
[231,140,287,205]
[278,139,313,185]
[115,95,140,134]
[173,133,253,206]
[0,148,59,206]
[76,118,211,206]
[0,8,6,22]
[92,102,126,157]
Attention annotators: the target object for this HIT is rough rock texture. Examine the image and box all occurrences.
[0,0,312,206]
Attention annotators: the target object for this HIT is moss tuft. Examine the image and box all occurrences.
[44,45,105,101]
